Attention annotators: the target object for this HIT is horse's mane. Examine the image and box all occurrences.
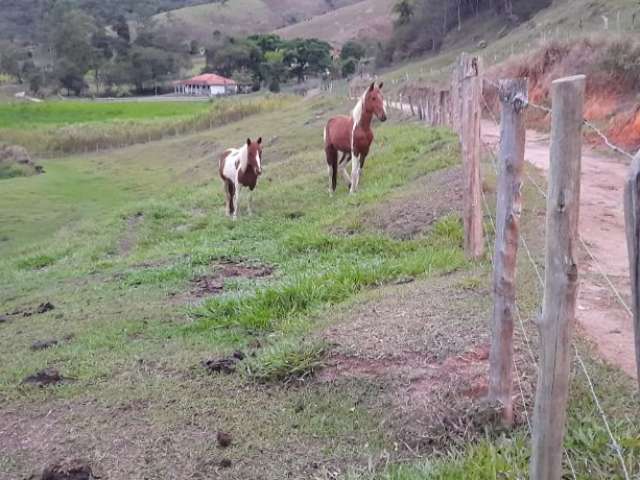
[351,88,367,128]
[238,143,249,171]
[350,87,368,153]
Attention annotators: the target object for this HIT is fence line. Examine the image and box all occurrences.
[481,145,578,480]
[480,87,631,480]
[383,54,633,478]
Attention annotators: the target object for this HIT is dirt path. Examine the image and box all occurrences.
[482,120,636,379]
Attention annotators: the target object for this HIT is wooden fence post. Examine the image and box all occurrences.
[531,74,585,480]
[451,61,462,135]
[624,151,640,387]
[488,78,528,425]
[460,53,485,259]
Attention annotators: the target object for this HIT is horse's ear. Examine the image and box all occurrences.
[369,82,375,92]
[257,137,262,144]
[247,138,251,145]
[378,82,384,89]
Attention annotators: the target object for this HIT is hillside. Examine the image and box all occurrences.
[152,0,362,44]
[274,0,394,47]
[0,0,209,42]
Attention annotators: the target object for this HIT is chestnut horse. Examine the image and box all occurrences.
[324,82,387,194]
[218,137,263,219]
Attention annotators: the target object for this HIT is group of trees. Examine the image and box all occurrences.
[0,0,237,96]
[379,0,552,65]
[0,6,191,96]
[205,34,337,92]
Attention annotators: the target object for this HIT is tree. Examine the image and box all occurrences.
[262,50,286,92]
[340,40,366,62]
[284,38,332,83]
[205,37,262,78]
[22,60,45,94]
[392,0,415,26]
[0,42,27,83]
[128,46,182,94]
[47,8,96,93]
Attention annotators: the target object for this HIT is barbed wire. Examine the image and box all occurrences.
[483,78,637,161]
[482,135,631,480]
[480,161,578,480]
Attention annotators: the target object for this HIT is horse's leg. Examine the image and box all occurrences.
[325,146,338,195]
[232,183,239,220]
[350,154,361,194]
[223,180,232,216]
[339,153,352,187]
[227,180,237,219]
[247,189,253,216]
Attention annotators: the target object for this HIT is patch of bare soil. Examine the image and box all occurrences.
[364,166,464,239]
[320,273,534,453]
[118,212,144,256]
[189,260,273,298]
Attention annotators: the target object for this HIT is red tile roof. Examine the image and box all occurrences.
[180,73,236,86]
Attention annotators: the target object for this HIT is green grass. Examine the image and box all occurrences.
[0,100,211,127]
[243,337,327,383]
[1,86,638,478]
[0,96,291,156]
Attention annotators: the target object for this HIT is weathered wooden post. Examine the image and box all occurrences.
[460,53,485,259]
[624,151,640,387]
[488,78,528,425]
[451,61,462,134]
[531,74,585,480]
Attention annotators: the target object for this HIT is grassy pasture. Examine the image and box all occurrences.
[0,93,638,479]
[0,100,211,127]
[0,96,291,156]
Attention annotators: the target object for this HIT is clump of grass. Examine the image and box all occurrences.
[0,162,34,179]
[243,338,326,383]
[188,221,465,334]
[17,253,59,270]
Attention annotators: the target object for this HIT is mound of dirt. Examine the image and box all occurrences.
[0,144,43,178]
[364,166,463,239]
[40,458,95,480]
[22,368,64,387]
[319,273,533,453]
[202,351,245,375]
[190,260,273,298]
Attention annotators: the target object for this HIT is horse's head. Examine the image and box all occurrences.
[364,82,387,122]
[246,137,263,176]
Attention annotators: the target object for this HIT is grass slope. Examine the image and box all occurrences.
[154,0,361,43]
[380,0,640,86]
[275,0,395,46]
[0,93,638,478]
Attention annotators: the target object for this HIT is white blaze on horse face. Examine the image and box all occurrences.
[256,150,262,174]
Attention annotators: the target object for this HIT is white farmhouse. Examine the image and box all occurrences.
[174,73,238,97]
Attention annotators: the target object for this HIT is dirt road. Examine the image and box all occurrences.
[482,120,636,379]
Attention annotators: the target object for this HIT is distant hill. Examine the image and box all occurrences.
[275,0,395,47]
[0,0,209,42]
[152,0,362,44]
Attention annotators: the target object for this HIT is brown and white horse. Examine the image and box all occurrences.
[218,137,263,219]
[324,82,387,194]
